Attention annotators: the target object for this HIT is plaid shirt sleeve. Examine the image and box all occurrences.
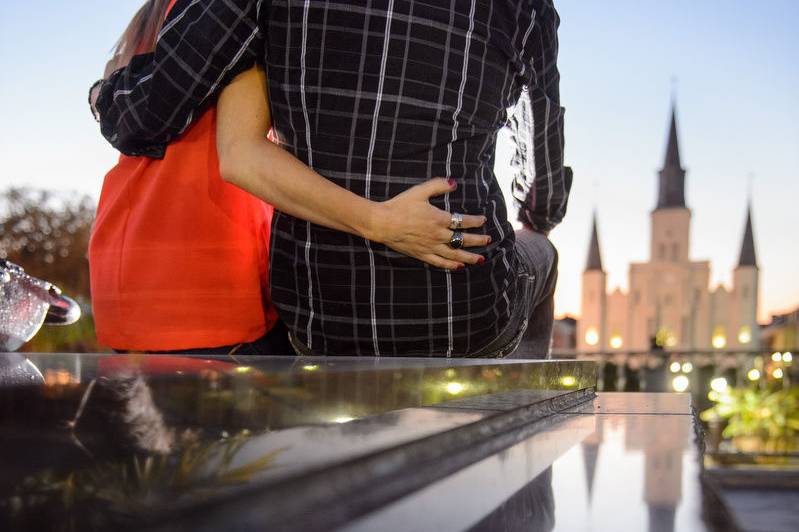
[92,0,266,158]
[510,0,573,234]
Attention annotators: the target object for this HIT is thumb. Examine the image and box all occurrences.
[411,177,457,199]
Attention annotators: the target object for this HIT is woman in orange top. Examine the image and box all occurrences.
[89,0,289,354]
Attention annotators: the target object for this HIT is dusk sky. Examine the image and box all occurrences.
[1,0,797,322]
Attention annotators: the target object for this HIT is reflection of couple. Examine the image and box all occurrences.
[90,0,572,358]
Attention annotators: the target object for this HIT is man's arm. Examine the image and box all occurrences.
[92,0,266,158]
[511,0,573,234]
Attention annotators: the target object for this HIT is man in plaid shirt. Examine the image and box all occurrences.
[93,0,572,357]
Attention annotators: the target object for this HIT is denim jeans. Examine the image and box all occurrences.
[471,229,559,359]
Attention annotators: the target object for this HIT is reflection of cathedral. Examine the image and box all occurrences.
[578,104,760,352]
[581,406,689,532]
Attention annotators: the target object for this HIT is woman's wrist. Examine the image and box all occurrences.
[359,201,386,243]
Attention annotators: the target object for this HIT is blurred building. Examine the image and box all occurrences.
[761,306,799,351]
[578,105,760,352]
[552,316,577,350]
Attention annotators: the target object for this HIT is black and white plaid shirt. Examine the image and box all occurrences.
[94,0,572,356]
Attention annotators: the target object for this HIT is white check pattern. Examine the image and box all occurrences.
[94,0,573,356]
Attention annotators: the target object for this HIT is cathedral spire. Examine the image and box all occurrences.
[737,203,758,268]
[665,107,681,168]
[656,104,687,209]
[586,212,604,272]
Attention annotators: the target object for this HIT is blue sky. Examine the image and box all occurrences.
[1,0,797,321]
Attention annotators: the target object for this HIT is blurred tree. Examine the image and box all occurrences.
[0,187,94,300]
[1,187,101,352]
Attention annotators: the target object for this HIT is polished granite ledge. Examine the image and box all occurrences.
[1,354,723,532]
[1,354,596,532]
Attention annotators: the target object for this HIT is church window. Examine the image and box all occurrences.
[671,243,679,261]
[741,285,749,298]
[659,244,666,260]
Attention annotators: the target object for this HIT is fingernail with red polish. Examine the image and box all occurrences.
[486,236,492,245]
[477,257,486,265]
[447,178,457,189]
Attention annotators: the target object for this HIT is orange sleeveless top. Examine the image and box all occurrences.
[89,0,277,350]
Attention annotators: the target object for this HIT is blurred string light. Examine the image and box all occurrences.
[670,362,682,373]
[672,375,690,392]
[682,362,694,373]
[303,365,320,372]
[772,352,782,362]
[708,390,720,402]
[333,416,355,424]
[710,377,728,393]
[445,382,465,395]
[773,368,784,379]
[234,366,253,374]
[747,369,761,381]
[783,352,793,363]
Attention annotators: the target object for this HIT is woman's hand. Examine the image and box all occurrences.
[368,178,490,270]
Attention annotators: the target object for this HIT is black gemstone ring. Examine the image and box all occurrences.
[449,231,465,249]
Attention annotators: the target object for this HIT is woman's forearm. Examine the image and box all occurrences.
[216,66,488,269]
[219,137,379,239]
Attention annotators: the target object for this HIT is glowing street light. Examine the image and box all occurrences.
[585,328,599,347]
[771,352,782,362]
[669,362,682,373]
[783,352,793,363]
[712,332,726,349]
[672,375,690,392]
[682,362,694,373]
[747,369,761,381]
[773,368,784,379]
[609,335,623,350]
[737,326,752,344]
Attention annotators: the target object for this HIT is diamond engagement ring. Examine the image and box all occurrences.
[449,231,465,249]
[450,212,464,230]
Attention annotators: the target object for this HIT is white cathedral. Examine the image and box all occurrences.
[577,105,760,352]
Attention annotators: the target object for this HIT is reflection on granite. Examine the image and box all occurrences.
[347,393,707,532]
[344,414,595,532]
[554,400,705,532]
[0,354,596,531]
[13,353,595,428]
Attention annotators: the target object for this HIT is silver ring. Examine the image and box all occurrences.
[449,231,464,250]
[450,212,464,230]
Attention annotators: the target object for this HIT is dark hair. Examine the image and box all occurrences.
[109,0,171,73]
